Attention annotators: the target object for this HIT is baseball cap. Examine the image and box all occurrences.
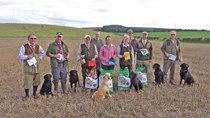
[127,29,133,33]
[142,31,148,35]
[84,35,91,39]
[56,32,63,36]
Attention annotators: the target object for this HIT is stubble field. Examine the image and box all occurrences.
[0,37,210,118]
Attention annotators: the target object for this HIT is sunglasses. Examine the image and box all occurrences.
[30,38,37,39]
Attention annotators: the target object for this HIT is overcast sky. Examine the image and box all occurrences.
[0,0,210,30]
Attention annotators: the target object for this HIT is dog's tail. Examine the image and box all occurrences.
[91,93,96,101]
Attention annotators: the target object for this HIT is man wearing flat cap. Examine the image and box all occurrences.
[77,35,98,91]
[136,31,153,82]
[46,32,70,95]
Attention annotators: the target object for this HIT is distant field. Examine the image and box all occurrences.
[0,23,120,40]
[118,31,210,40]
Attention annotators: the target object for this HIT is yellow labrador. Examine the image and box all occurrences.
[92,73,112,100]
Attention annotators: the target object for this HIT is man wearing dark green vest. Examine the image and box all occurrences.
[77,35,98,91]
[46,32,69,95]
[161,31,183,85]
[18,34,45,100]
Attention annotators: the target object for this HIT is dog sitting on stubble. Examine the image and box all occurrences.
[40,74,53,97]
[152,63,164,85]
[92,73,112,100]
[129,71,143,92]
[180,63,195,85]
[69,70,80,92]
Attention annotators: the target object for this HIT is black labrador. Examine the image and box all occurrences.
[69,70,80,92]
[129,71,143,92]
[180,63,195,85]
[40,74,53,97]
[152,63,164,85]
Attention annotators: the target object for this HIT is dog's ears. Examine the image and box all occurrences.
[153,63,160,69]
[180,63,189,68]
[69,70,77,73]
[180,63,184,67]
[44,74,52,79]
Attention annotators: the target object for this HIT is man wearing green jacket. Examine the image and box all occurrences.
[161,31,183,85]
[46,32,69,95]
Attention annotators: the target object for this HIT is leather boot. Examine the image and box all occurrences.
[61,80,67,94]
[23,89,29,101]
[53,82,58,95]
[33,86,39,99]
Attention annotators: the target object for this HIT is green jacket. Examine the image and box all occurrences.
[161,38,181,60]
[46,41,69,67]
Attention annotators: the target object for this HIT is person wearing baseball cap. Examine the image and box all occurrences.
[77,34,98,92]
[46,32,70,95]
[136,31,153,84]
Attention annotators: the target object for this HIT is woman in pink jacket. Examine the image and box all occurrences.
[100,35,117,70]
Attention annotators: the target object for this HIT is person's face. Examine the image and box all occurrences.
[95,32,100,39]
[142,34,147,40]
[55,35,63,43]
[170,32,176,39]
[127,32,133,37]
[123,38,129,45]
[106,37,112,44]
[85,37,91,44]
[28,35,37,45]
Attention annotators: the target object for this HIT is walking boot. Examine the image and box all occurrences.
[61,80,67,94]
[23,89,29,101]
[33,86,39,99]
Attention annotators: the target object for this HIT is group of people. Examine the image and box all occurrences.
[18,29,182,100]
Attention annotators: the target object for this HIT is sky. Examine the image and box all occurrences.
[0,0,210,30]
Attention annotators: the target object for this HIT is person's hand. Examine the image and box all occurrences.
[132,64,135,71]
[80,59,85,65]
[91,58,96,61]
[149,60,152,63]
[149,60,152,68]
[55,54,61,58]
[179,58,183,62]
[165,52,170,57]
[140,48,145,51]
[27,54,33,59]
[65,54,70,61]
[109,57,114,60]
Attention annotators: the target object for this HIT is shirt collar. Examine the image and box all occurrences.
[123,43,129,47]
[104,43,114,47]
[28,42,35,47]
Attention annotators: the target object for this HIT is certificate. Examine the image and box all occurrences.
[27,57,37,67]
[124,52,130,61]
[141,49,149,56]
[169,54,177,61]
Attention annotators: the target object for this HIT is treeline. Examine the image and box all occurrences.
[147,37,210,43]
[95,25,207,33]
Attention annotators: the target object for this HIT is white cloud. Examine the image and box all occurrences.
[0,0,209,30]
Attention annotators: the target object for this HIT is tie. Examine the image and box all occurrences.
[31,45,35,56]
[58,44,62,54]
[142,40,146,46]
